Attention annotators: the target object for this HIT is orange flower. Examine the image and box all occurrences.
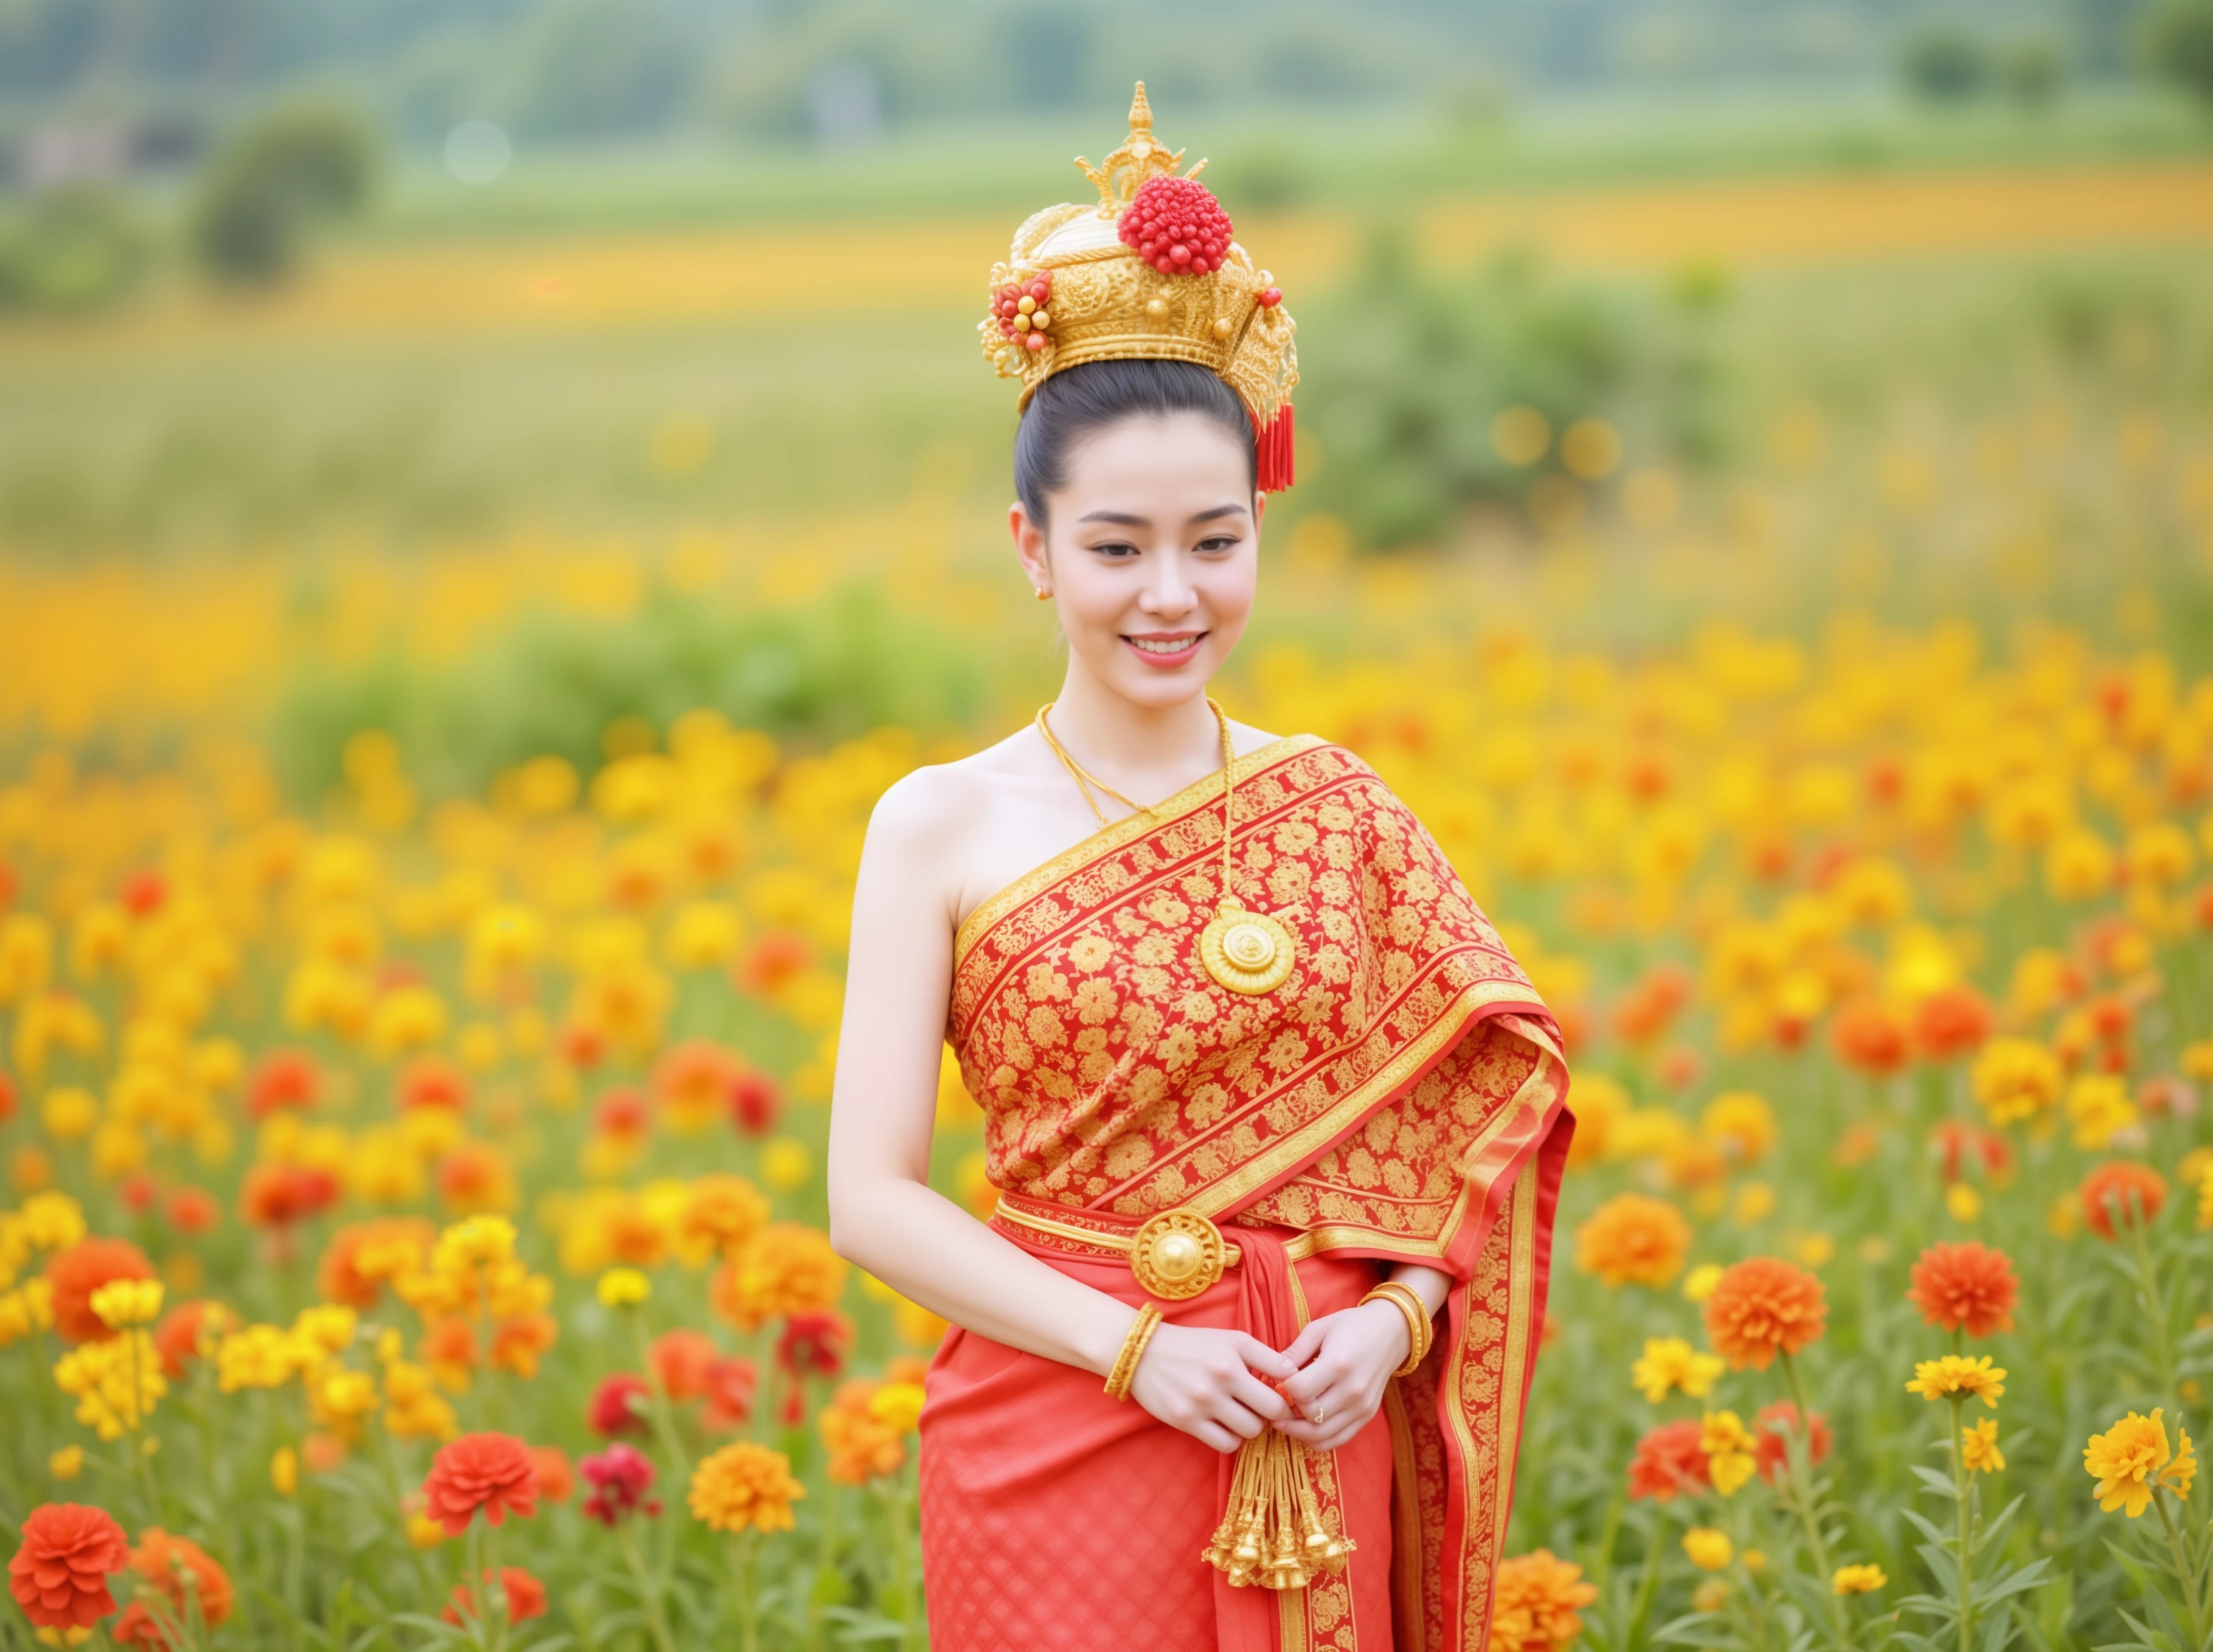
[421,1433,538,1535]
[711,1224,847,1331]
[163,1188,220,1237]
[246,1050,321,1120]
[1907,1242,2018,1337]
[443,1568,546,1627]
[489,1313,558,1379]
[654,1041,741,1134]
[2079,1162,2167,1240]
[820,1379,906,1485]
[1573,1194,1691,1288]
[316,1218,435,1310]
[527,1445,574,1503]
[688,1441,806,1533]
[44,1238,156,1345]
[7,1503,130,1630]
[435,1143,516,1215]
[1703,1257,1827,1370]
[1626,1419,1710,1502]
[1830,996,1911,1077]
[398,1058,469,1112]
[1486,1549,1599,1651]
[651,1328,718,1401]
[238,1165,338,1229]
[151,1300,231,1381]
[111,1529,232,1647]
[1912,985,1994,1063]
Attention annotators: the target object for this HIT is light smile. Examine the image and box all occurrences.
[1123,631,1206,666]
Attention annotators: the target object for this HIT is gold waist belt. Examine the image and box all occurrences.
[989,1195,1358,1591]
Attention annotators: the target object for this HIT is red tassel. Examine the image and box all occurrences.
[1252,402,1295,494]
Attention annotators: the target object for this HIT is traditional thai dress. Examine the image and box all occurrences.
[918,734,1573,1652]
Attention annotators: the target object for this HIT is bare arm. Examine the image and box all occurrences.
[824,768,1295,1452]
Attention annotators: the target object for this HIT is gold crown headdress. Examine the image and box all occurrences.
[980,83,1299,491]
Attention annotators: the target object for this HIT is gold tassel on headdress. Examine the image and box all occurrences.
[1200,1431,1354,1591]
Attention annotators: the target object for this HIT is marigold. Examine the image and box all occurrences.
[1971,1037,2063,1126]
[2084,1409,2195,1517]
[442,1568,546,1628]
[1700,1410,1757,1495]
[316,1218,434,1309]
[702,1355,758,1431]
[1913,984,1994,1063]
[649,1328,718,1401]
[1906,1241,2018,1338]
[1751,1400,1832,1484]
[421,1433,538,1535]
[1961,1418,2004,1474]
[527,1446,574,1503]
[1625,1418,1710,1502]
[1905,1354,2006,1406]
[111,1529,232,1648]
[1573,1193,1691,1288]
[1681,1528,1733,1571]
[1831,1564,1886,1594]
[7,1504,130,1630]
[820,1379,907,1485]
[710,1223,847,1330]
[1703,1257,1826,1369]
[1830,996,1911,1077]
[689,1441,806,1533]
[1630,1336,1723,1403]
[44,1238,155,1345]
[589,1372,651,1437]
[2079,1161,2167,1240]
[1486,1549,1598,1651]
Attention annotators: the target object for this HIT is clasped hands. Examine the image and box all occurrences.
[1126,1299,1419,1455]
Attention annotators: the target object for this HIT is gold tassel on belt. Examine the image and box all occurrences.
[1200,1431,1355,1590]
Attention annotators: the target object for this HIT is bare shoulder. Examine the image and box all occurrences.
[863,728,1040,853]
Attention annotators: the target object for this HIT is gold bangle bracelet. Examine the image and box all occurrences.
[1104,1303,1163,1401]
[1362,1282,1432,1378]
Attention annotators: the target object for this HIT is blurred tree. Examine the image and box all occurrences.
[509,0,700,139]
[0,186,153,313]
[2000,37,2066,107]
[2141,0,2213,104]
[189,103,376,285]
[1899,26,1995,100]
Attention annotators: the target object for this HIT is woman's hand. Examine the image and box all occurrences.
[1127,1321,1299,1454]
[1270,1301,1413,1452]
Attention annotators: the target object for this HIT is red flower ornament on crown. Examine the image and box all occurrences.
[978,82,1299,491]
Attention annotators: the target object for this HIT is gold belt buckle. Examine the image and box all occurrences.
[1130,1208,1230,1300]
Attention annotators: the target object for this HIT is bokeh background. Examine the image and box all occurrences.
[5,4,2213,1650]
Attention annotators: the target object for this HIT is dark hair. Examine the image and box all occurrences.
[1014,358,1256,524]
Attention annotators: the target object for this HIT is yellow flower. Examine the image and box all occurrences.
[1905,1355,2006,1407]
[1945,1182,1983,1223]
[218,1323,312,1392]
[1832,1563,1887,1595]
[89,1277,162,1330]
[1739,1548,1767,1572]
[41,1086,98,1142]
[1630,1336,1724,1403]
[52,1332,164,1440]
[1971,1038,2062,1126]
[1691,1578,1731,1612]
[20,1191,86,1250]
[2064,1074,2136,1151]
[869,1381,927,1434]
[406,1513,447,1548]
[271,1444,299,1496]
[1681,1527,1733,1570]
[0,1279,57,1346]
[1701,1410,1758,1496]
[432,1214,516,1277]
[1681,1263,1724,1303]
[761,1137,814,1193]
[291,1304,357,1356]
[1961,1418,2004,1474]
[2166,1422,2197,1502]
[49,1445,84,1480]
[2084,1409,2181,1517]
[598,1267,652,1308]
[688,1441,807,1533]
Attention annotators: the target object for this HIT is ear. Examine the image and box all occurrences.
[1010,501,1052,596]
[1253,489,1267,539]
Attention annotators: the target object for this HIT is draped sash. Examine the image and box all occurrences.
[921,735,1573,1652]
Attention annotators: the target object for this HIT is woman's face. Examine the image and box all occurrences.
[1011,412,1263,710]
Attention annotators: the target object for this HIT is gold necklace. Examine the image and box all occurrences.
[1036,698,1295,996]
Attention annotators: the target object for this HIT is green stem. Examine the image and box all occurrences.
[1625,1525,1661,1649]
[617,1518,680,1652]
[2129,1215,2178,1397]
[809,1481,839,1652]
[2153,1491,2207,1644]
[727,1532,761,1652]
[1948,1392,1973,1652]
[1779,1353,1855,1651]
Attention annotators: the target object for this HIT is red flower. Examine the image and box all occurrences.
[735,931,811,996]
[8,1504,131,1630]
[152,1301,226,1381]
[729,1071,781,1136]
[45,1238,156,1345]
[777,1311,852,1381]
[247,1051,321,1120]
[1751,1401,1833,1485]
[1831,996,1911,1077]
[579,1443,660,1526]
[239,1164,338,1229]
[119,870,167,917]
[0,1067,15,1125]
[589,1372,651,1437]
[421,1434,538,1535]
[118,1175,157,1215]
[111,1529,232,1647]
[650,1330,717,1402]
[164,1187,220,1236]
[1914,985,1995,1063]
[398,1058,468,1111]
[1626,1420,1711,1502]
[702,1356,758,1431]
[443,1568,546,1628]
[316,1217,435,1310]
[2080,1161,2167,1240]
[594,1086,649,1139]
[1907,1242,2018,1337]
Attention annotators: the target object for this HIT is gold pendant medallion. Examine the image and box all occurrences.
[1198,898,1296,996]
[1130,1208,1229,1299]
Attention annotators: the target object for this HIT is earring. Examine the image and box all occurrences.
[1033,587,1051,601]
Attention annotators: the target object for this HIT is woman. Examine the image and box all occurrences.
[825,86,1573,1652]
